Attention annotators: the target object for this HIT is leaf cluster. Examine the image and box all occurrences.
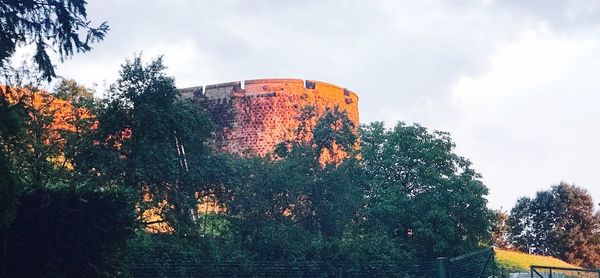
[360,122,492,259]
[0,0,108,81]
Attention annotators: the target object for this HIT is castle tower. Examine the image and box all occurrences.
[180,78,359,157]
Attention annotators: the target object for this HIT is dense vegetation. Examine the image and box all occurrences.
[505,183,600,267]
[0,56,497,276]
[2,55,599,276]
[1,1,598,276]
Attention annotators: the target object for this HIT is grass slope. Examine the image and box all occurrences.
[496,249,579,272]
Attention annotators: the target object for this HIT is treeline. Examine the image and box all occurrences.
[492,183,600,268]
[1,56,493,277]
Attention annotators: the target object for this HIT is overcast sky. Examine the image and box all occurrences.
[51,0,600,210]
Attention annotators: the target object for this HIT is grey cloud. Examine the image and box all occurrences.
[55,0,600,209]
[492,0,600,31]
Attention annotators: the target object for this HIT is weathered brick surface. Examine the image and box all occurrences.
[180,78,359,157]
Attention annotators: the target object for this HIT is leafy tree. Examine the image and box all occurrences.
[280,107,362,240]
[509,182,600,267]
[224,107,364,262]
[125,231,249,277]
[50,79,102,189]
[0,90,27,276]
[222,156,315,260]
[360,122,492,259]
[0,90,25,229]
[0,0,108,81]
[0,83,100,275]
[0,86,95,189]
[54,78,96,107]
[92,55,214,234]
[491,209,511,249]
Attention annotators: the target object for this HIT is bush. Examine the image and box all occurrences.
[125,232,249,277]
[2,188,135,277]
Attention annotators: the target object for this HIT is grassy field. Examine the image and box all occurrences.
[495,249,579,272]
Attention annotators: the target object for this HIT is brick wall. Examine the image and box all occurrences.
[180,78,359,157]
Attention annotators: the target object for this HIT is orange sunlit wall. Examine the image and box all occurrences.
[180,79,359,157]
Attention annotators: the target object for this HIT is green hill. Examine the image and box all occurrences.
[496,249,579,272]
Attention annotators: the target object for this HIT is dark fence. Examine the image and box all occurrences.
[128,261,438,278]
[446,248,496,278]
[531,265,600,278]
[127,248,499,278]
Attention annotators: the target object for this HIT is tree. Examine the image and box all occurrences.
[360,122,492,259]
[491,209,511,249]
[224,107,365,262]
[92,55,214,234]
[53,78,95,108]
[509,182,600,267]
[0,83,100,275]
[0,0,108,81]
[0,91,25,229]
[0,85,95,189]
[0,91,26,276]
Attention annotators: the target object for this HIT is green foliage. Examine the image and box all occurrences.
[0,84,98,191]
[2,188,135,277]
[210,113,493,266]
[0,83,92,239]
[508,182,600,267]
[54,78,96,108]
[223,107,367,263]
[360,121,493,259]
[224,158,324,261]
[0,92,25,229]
[0,0,108,81]
[125,232,249,277]
[92,55,214,234]
[312,106,357,156]
[0,84,100,275]
[9,90,61,189]
[335,225,413,269]
[1,54,501,273]
[52,79,103,189]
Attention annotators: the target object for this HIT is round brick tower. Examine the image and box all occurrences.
[180,78,359,157]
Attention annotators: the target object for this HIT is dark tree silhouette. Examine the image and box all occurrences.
[509,182,600,268]
[0,0,108,80]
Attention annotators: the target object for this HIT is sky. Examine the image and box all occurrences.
[43,0,600,210]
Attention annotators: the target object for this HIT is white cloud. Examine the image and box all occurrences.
[449,29,600,208]
[453,28,580,106]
